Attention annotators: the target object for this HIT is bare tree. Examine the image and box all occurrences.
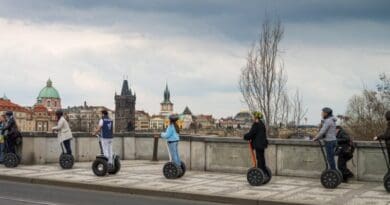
[239,16,285,130]
[291,89,308,127]
[345,89,387,140]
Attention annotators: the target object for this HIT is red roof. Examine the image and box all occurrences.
[33,104,48,112]
[0,99,31,113]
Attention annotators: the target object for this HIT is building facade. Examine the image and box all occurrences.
[135,110,150,131]
[64,101,115,132]
[115,80,136,133]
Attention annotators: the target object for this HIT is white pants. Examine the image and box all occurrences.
[101,138,113,164]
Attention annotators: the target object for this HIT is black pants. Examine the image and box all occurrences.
[62,139,72,155]
[338,154,353,180]
[255,149,267,174]
[6,138,16,154]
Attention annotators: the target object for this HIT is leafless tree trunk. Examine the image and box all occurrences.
[291,89,308,127]
[239,16,285,130]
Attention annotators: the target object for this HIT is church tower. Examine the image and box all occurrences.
[115,79,136,132]
[160,84,174,116]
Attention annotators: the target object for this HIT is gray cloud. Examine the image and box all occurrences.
[0,0,389,122]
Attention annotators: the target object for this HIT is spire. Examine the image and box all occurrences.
[121,79,132,96]
[163,83,171,103]
[2,93,9,101]
[183,106,192,115]
[47,78,53,87]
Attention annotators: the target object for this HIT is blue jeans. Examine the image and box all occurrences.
[325,140,337,170]
[0,143,4,162]
[167,141,181,167]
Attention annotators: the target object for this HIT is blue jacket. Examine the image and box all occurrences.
[161,124,180,142]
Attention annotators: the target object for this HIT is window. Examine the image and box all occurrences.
[47,100,51,107]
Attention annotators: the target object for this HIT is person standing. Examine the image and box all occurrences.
[2,111,20,154]
[94,110,114,167]
[52,110,73,155]
[0,114,6,163]
[374,111,390,161]
[335,126,354,182]
[244,112,269,175]
[313,107,338,170]
[160,115,182,169]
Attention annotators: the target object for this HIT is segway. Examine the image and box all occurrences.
[92,135,121,177]
[3,137,20,168]
[59,141,74,169]
[378,139,390,192]
[163,142,186,179]
[246,141,272,186]
[318,140,342,189]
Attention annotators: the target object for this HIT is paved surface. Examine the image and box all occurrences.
[0,160,389,205]
[0,180,224,205]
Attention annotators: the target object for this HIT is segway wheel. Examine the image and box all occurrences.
[163,162,179,179]
[247,167,265,186]
[59,154,74,169]
[262,167,272,185]
[92,158,108,177]
[384,174,390,192]
[321,170,342,189]
[177,161,186,178]
[4,153,19,168]
[108,156,121,175]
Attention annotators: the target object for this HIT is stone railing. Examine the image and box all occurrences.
[19,132,387,182]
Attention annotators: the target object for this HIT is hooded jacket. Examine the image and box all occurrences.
[315,116,337,141]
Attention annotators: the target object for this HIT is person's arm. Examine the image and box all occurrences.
[93,119,103,136]
[376,127,390,140]
[52,118,64,131]
[244,124,258,141]
[314,120,330,140]
[161,126,173,139]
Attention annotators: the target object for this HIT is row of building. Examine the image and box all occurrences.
[0,78,254,133]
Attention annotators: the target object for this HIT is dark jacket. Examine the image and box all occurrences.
[2,116,19,139]
[244,121,268,149]
[336,128,354,157]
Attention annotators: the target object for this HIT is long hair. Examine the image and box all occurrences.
[172,120,180,134]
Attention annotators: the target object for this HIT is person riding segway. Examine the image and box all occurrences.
[161,114,186,179]
[313,107,342,189]
[335,126,355,182]
[244,111,271,186]
[52,110,74,169]
[92,110,120,177]
[373,111,390,192]
[2,111,22,168]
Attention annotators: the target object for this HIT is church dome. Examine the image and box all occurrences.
[37,79,60,100]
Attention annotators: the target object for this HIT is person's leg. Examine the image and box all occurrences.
[63,139,72,155]
[101,138,109,160]
[325,141,337,170]
[175,142,181,164]
[338,155,348,181]
[0,143,4,162]
[255,149,267,173]
[107,139,113,165]
[168,142,180,166]
[7,138,16,154]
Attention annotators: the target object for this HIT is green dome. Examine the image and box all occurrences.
[37,79,60,99]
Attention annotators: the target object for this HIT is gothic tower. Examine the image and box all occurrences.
[160,84,174,116]
[115,79,136,132]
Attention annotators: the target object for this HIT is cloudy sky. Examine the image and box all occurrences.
[0,0,389,124]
